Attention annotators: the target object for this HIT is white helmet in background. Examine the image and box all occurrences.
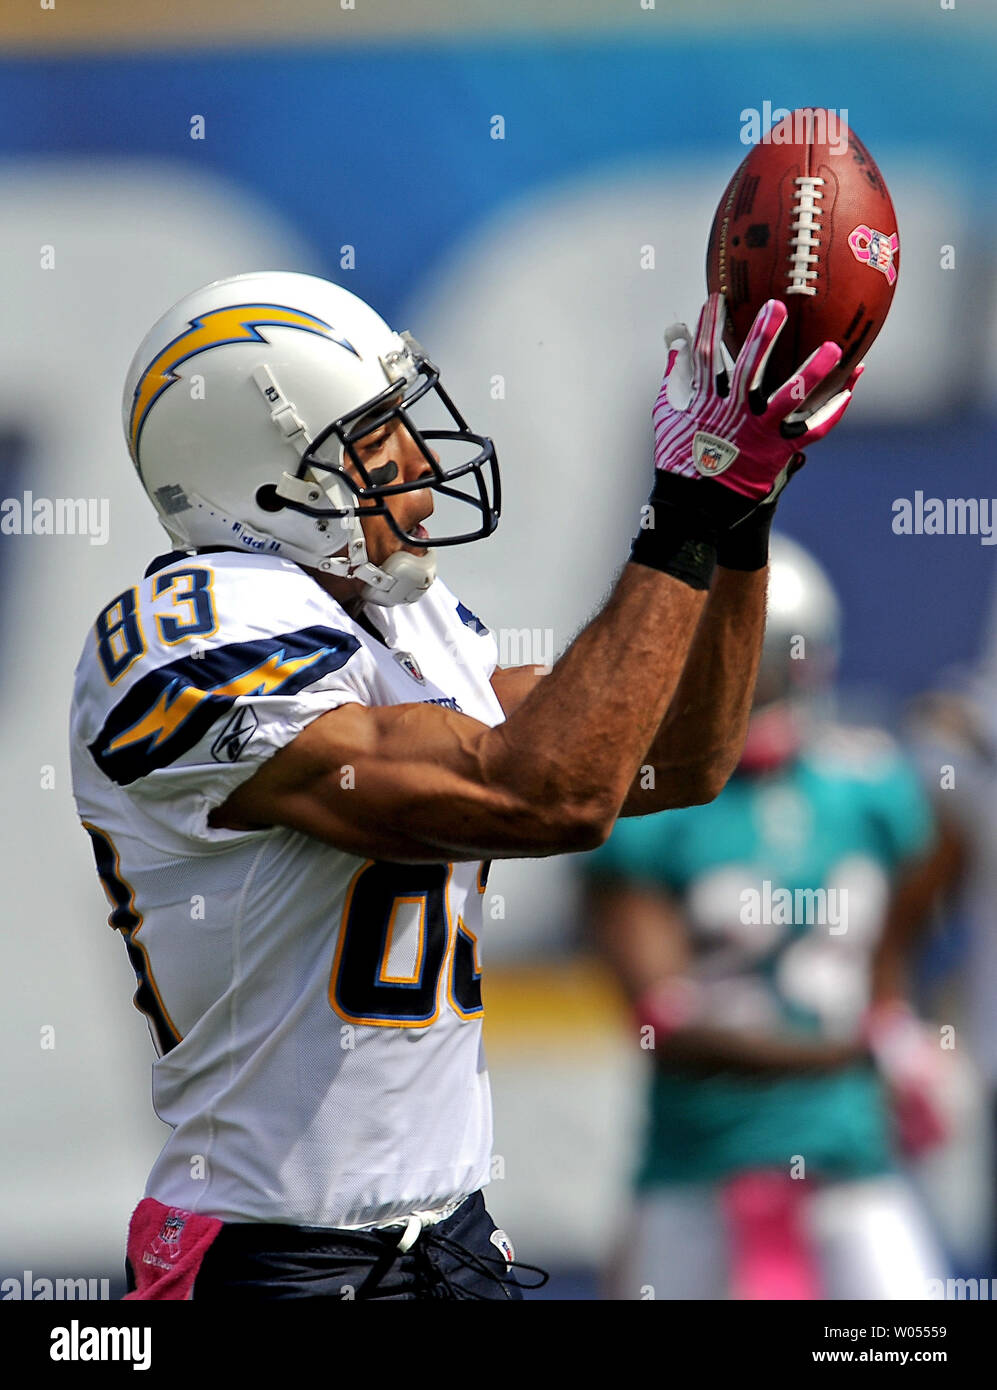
[741,534,841,772]
[122,270,500,605]
[759,534,841,704]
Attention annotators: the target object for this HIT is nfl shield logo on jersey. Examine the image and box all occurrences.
[394,651,426,685]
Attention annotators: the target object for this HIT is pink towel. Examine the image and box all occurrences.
[123,1198,223,1300]
[721,1171,822,1300]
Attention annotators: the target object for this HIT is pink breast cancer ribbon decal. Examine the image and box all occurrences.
[848,224,899,285]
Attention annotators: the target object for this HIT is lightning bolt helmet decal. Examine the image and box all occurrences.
[127,303,358,464]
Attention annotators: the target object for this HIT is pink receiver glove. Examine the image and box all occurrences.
[653,293,864,502]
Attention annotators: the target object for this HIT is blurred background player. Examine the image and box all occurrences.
[904,631,997,1280]
[582,535,952,1300]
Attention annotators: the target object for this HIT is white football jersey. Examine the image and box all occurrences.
[69,549,505,1228]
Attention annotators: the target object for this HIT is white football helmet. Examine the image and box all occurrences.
[760,533,841,705]
[741,534,841,773]
[122,270,500,605]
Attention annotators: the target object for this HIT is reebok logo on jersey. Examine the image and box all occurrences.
[211,704,259,762]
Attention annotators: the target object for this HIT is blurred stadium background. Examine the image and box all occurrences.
[1,0,996,1299]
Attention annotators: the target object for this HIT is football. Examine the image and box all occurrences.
[706,107,899,405]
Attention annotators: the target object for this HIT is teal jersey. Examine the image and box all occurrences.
[585,726,934,1186]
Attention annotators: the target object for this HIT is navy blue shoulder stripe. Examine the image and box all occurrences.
[456,600,488,636]
[90,625,360,786]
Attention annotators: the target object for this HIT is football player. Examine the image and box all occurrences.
[582,537,951,1300]
[70,273,859,1299]
[904,674,997,1275]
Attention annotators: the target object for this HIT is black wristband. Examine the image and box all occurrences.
[714,450,805,570]
[714,500,777,571]
[629,472,759,590]
[630,526,716,590]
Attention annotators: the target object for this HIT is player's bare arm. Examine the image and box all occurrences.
[618,565,768,814]
[868,815,965,1007]
[587,880,866,1075]
[491,564,769,819]
[491,293,863,821]
[215,292,862,859]
[213,561,709,861]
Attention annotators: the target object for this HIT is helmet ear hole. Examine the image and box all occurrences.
[255,484,284,513]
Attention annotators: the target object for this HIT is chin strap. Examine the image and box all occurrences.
[255,363,435,605]
[358,548,437,605]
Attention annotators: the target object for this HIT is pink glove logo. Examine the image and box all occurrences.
[693,432,739,478]
[847,224,899,285]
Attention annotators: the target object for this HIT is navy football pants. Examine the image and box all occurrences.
[176,1191,531,1301]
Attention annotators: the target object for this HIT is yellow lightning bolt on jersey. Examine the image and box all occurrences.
[107,648,333,756]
